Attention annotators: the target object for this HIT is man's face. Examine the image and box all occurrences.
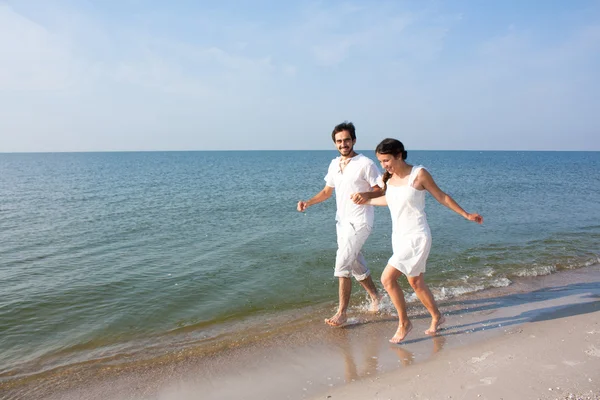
[334,130,356,157]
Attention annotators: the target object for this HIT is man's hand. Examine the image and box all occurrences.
[350,193,367,205]
[297,201,308,212]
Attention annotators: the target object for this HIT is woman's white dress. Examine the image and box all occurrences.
[385,165,432,277]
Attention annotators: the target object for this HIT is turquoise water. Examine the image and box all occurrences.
[0,150,599,380]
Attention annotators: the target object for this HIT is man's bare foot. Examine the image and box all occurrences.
[425,315,446,335]
[368,294,382,313]
[325,312,347,327]
[389,321,412,343]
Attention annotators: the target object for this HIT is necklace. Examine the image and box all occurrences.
[339,157,351,173]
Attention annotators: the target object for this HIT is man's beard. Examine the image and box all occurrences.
[339,147,353,156]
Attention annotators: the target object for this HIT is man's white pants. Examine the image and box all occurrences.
[334,221,371,281]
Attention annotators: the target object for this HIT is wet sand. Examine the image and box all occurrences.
[3,265,600,400]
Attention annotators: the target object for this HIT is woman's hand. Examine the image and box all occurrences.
[466,213,484,224]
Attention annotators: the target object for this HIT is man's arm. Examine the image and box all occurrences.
[351,160,385,204]
[297,185,334,212]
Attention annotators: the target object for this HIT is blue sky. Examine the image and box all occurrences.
[1,0,599,152]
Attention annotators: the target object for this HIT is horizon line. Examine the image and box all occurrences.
[0,149,598,154]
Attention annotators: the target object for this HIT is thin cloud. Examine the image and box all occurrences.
[0,1,598,151]
[0,4,81,91]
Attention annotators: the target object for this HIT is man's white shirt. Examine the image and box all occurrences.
[324,153,382,227]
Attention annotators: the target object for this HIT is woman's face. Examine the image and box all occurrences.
[376,152,401,174]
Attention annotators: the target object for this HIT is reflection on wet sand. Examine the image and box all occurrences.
[391,345,414,367]
[432,334,446,353]
[328,323,447,383]
[332,327,381,382]
[391,335,446,367]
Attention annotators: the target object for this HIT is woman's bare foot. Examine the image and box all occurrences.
[425,315,446,335]
[389,321,412,343]
[325,312,347,327]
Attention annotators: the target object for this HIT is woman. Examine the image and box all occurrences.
[355,139,483,343]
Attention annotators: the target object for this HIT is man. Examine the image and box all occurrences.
[297,121,383,327]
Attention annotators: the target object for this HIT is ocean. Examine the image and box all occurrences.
[1,150,599,387]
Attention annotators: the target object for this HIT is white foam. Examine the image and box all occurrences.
[583,257,600,267]
[434,284,485,300]
[490,277,512,287]
[514,265,556,277]
[405,292,418,303]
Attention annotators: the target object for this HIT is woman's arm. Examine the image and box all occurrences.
[419,169,483,224]
[350,185,384,204]
[365,196,387,206]
[362,194,388,206]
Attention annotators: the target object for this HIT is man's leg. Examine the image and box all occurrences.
[351,229,381,312]
[357,273,380,312]
[327,222,356,326]
[328,222,381,325]
[325,277,352,326]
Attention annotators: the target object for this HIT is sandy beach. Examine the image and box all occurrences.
[308,269,600,400]
[3,264,600,400]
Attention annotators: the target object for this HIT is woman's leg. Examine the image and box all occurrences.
[406,273,445,334]
[380,265,412,343]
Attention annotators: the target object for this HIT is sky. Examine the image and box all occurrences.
[1,0,599,152]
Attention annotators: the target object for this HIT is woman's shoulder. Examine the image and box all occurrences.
[411,164,428,175]
[409,165,430,185]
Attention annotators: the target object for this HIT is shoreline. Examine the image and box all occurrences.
[3,264,600,399]
[4,256,597,382]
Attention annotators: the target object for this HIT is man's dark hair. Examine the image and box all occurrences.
[331,121,356,142]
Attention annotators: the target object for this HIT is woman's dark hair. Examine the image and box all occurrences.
[331,121,356,142]
[375,138,407,192]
